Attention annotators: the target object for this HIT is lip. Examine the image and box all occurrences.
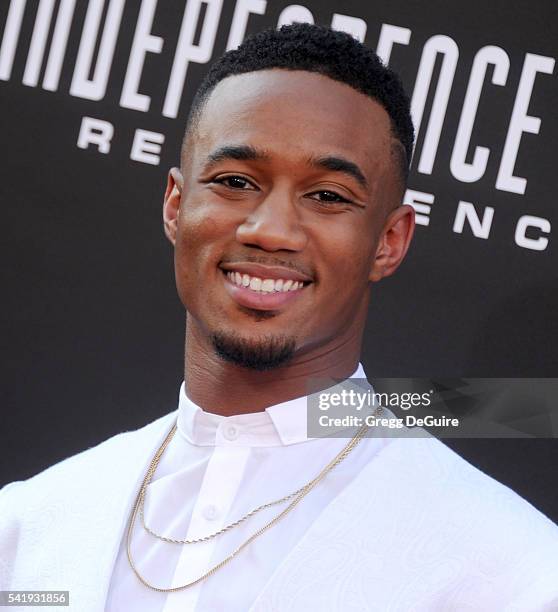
[221,270,309,311]
[219,261,313,283]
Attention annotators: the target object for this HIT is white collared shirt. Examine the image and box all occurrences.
[105,364,386,612]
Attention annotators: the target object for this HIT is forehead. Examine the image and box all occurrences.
[190,70,394,177]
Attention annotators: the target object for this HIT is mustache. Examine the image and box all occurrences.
[220,254,314,279]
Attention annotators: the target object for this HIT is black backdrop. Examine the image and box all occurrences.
[1,1,557,521]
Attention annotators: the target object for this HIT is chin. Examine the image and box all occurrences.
[209,329,297,371]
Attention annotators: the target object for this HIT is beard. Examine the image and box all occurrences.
[210,330,296,371]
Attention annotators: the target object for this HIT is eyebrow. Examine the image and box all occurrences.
[204,145,368,190]
[309,155,368,190]
[205,144,269,166]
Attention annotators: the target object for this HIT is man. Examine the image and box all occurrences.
[1,23,557,612]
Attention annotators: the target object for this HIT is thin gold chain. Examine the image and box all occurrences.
[127,410,379,592]
[140,431,345,544]
[141,478,311,544]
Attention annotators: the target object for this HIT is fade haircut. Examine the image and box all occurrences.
[183,22,415,185]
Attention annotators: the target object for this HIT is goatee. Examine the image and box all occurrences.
[210,331,296,371]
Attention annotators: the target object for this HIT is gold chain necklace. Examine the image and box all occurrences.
[141,475,313,544]
[127,410,379,592]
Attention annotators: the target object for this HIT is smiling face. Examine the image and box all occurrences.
[164,69,414,371]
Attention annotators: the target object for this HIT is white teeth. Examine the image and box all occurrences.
[225,270,308,293]
[249,277,262,291]
[261,279,275,292]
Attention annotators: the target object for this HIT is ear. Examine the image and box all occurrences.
[163,167,184,246]
[369,204,415,282]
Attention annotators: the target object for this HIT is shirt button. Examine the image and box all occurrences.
[203,504,219,521]
[223,425,239,441]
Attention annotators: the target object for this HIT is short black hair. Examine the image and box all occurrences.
[184,22,414,184]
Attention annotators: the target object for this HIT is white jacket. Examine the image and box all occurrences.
[1,410,558,611]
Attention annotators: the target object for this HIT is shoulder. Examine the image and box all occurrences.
[252,435,558,611]
[370,434,558,535]
[0,411,177,594]
[309,434,558,609]
[0,411,177,512]
[357,435,558,606]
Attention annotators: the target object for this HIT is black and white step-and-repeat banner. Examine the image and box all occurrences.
[1,1,557,515]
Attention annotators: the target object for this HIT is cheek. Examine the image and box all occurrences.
[180,201,218,241]
[173,197,247,313]
[303,230,376,336]
[175,201,226,266]
[173,206,222,300]
[317,229,376,295]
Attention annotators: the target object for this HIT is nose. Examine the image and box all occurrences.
[236,187,307,252]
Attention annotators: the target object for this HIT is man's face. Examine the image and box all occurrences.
[165,69,411,369]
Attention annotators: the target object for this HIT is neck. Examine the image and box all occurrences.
[183,318,365,416]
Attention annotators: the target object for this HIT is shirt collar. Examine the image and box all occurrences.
[176,363,367,447]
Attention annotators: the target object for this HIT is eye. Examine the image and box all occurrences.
[307,190,352,204]
[212,175,256,190]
